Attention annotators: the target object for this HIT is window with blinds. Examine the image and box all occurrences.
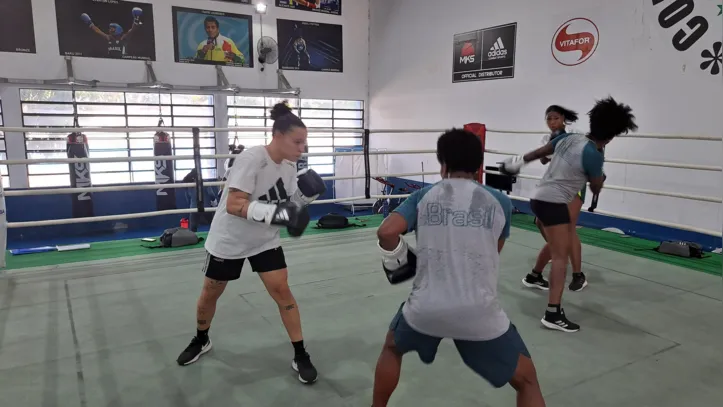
[20,89,216,188]
[226,96,364,175]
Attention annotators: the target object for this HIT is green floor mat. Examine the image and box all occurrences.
[511,213,722,277]
[4,213,721,277]
[4,215,380,271]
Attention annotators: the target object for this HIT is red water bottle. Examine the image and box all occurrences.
[180,218,189,229]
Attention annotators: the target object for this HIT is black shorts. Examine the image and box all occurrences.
[202,247,287,281]
[530,199,570,227]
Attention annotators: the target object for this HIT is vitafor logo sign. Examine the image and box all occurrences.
[453,22,517,83]
[551,18,599,66]
[652,0,722,76]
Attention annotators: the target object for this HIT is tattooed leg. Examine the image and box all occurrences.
[197,277,228,331]
[259,269,303,342]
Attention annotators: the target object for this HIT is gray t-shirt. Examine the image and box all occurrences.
[394,179,513,341]
[205,146,298,259]
[533,133,604,204]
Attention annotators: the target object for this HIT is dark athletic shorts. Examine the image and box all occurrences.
[389,303,530,388]
[202,247,286,281]
[530,199,570,227]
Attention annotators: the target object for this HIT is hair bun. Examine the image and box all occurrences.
[270,101,293,121]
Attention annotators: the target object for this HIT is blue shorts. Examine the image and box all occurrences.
[389,303,531,388]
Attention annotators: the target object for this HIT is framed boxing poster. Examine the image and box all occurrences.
[453,22,517,83]
[0,0,36,54]
[172,6,254,68]
[276,0,341,16]
[277,19,343,72]
[55,0,155,61]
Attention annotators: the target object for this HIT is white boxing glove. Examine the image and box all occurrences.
[499,155,527,175]
[379,237,409,270]
[378,237,417,285]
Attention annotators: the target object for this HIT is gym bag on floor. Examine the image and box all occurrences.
[654,241,705,258]
[314,213,366,229]
[145,227,203,248]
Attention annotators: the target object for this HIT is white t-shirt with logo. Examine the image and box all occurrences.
[205,146,298,259]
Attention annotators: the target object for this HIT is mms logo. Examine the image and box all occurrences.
[459,42,475,64]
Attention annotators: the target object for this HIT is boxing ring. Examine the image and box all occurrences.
[1,124,720,233]
[0,124,721,407]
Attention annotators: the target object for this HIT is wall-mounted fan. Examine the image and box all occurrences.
[257,36,278,72]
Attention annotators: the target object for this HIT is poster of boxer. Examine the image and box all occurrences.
[276,0,341,16]
[55,0,156,61]
[172,6,253,68]
[277,19,343,72]
[0,0,36,54]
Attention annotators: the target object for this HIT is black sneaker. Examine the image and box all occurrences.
[292,352,318,384]
[176,336,212,366]
[522,272,550,291]
[541,309,580,333]
[569,272,588,292]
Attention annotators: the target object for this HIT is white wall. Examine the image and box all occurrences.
[0,0,369,100]
[368,0,723,234]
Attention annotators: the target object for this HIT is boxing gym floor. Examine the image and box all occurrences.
[1,226,721,407]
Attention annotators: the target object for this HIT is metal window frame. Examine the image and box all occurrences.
[226,96,365,175]
[21,89,217,187]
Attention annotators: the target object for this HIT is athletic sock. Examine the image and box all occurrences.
[531,270,542,277]
[547,304,561,314]
[292,340,306,357]
[197,328,209,342]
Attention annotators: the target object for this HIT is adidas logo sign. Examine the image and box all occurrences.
[488,37,508,59]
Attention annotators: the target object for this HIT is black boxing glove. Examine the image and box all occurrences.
[379,237,417,284]
[291,168,326,206]
[246,201,310,237]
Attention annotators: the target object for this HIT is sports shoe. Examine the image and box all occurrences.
[176,336,212,366]
[541,309,580,333]
[292,352,318,384]
[569,272,588,292]
[522,271,550,290]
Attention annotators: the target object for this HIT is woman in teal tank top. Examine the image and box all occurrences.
[524,105,587,293]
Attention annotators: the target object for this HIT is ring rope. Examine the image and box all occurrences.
[0,126,365,134]
[1,149,719,173]
[4,196,370,229]
[368,128,722,141]
[3,165,717,204]
[0,150,435,166]
[371,194,722,238]
[2,172,441,197]
[483,170,722,204]
[484,149,722,172]
[3,125,718,141]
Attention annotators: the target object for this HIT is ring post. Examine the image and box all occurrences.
[0,181,6,269]
[464,123,486,184]
[192,127,205,214]
[363,129,371,199]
